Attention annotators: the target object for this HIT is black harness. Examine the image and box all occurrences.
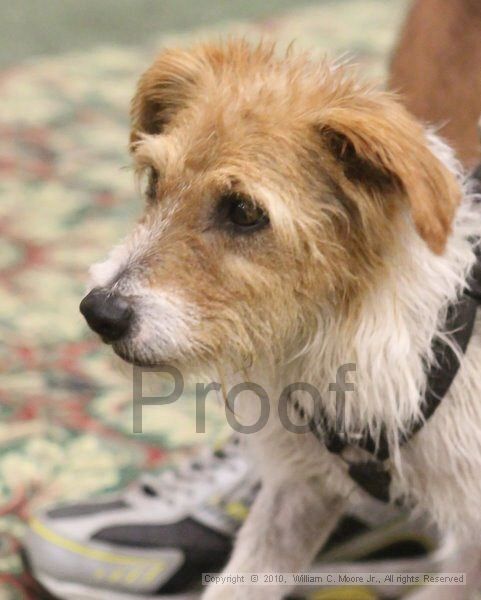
[308,209,481,503]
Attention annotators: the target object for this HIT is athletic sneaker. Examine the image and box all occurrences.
[23,436,258,599]
[23,436,460,600]
[295,512,459,600]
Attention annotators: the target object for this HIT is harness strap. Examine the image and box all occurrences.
[308,242,481,502]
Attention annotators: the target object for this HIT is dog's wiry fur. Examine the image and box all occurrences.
[89,41,481,598]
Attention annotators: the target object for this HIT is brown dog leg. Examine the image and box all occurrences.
[389,0,481,167]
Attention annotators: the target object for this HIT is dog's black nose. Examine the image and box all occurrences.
[79,289,133,343]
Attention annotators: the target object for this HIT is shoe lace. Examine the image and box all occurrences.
[137,436,241,505]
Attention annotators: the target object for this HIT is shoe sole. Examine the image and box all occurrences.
[35,572,200,600]
[22,516,459,600]
[20,549,199,600]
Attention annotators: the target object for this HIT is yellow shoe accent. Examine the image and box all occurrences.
[29,517,165,568]
[144,564,165,584]
[225,501,249,522]
[108,569,125,583]
[308,586,378,600]
[125,567,143,584]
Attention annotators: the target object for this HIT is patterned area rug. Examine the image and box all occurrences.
[0,2,407,597]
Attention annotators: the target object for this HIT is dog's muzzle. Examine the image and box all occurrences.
[80,288,133,343]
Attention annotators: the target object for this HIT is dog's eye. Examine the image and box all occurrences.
[221,193,268,232]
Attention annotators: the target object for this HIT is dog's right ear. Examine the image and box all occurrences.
[317,105,461,255]
[130,48,203,148]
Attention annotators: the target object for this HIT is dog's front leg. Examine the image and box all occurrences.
[202,477,346,600]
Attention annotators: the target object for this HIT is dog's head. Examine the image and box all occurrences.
[80,41,461,373]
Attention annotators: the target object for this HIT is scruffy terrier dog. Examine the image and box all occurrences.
[81,41,481,599]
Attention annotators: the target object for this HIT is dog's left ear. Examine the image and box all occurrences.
[130,48,204,147]
[319,104,462,254]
